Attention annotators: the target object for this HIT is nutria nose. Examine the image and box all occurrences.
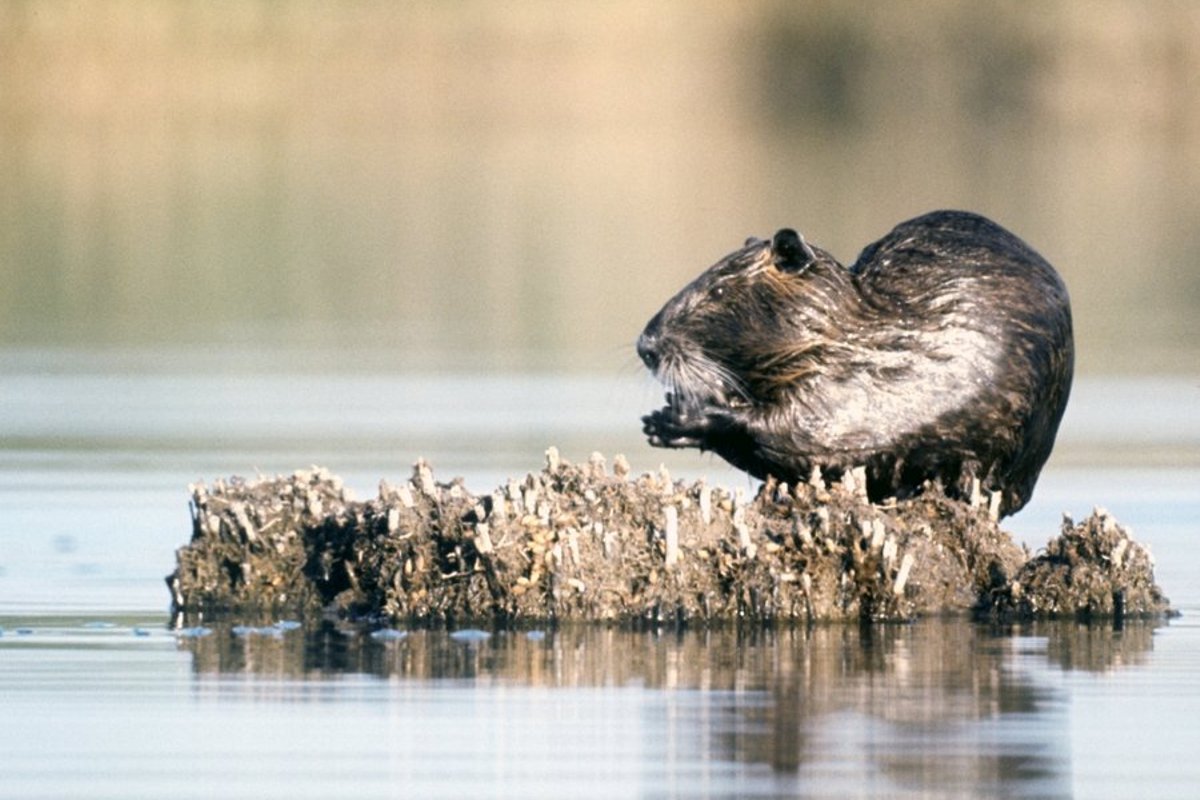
[637,332,660,371]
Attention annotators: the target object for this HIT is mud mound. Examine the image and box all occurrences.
[166,450,1171,624]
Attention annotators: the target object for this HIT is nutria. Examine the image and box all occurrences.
[637,210,1073,517]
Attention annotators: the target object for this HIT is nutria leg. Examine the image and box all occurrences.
[644,403,802,482]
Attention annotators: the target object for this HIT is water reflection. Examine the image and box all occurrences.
[1034,618,1157,672]
[175,619,1162,793]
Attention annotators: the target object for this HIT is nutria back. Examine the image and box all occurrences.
[637,210,1073,517]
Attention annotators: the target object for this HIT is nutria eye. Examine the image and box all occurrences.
[710,285,726,300]
[773,228,816,272]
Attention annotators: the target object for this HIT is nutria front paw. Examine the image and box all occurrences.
[643,404,726,449]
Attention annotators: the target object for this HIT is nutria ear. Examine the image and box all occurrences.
[772,228,817,272]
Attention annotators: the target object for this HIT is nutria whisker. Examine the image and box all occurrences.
[657,348,749,408]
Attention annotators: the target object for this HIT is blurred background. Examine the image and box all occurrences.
[5,0,1200,370]
[1,0,1198,500]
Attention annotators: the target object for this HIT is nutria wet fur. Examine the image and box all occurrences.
[638,210,1073,517]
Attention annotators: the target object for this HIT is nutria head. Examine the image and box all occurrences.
[637,228,863,409]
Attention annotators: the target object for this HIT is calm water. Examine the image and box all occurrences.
[1,355,1198,799]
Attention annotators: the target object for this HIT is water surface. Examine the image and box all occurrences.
[4,613,1197,800]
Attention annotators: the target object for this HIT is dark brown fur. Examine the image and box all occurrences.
[638,210,1073,517]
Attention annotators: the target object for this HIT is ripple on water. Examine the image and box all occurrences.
[174,626,213,638]
[369,628,408,641]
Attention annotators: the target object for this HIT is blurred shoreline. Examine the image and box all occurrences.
[2,2,1198,374]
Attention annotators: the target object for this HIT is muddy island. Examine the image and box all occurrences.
[166,449,1170,624]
